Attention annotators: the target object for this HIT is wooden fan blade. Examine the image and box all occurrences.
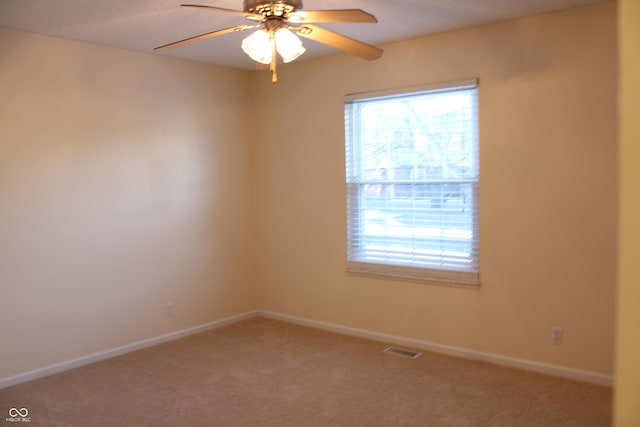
[295,25,383,61]
[180,4,264,22]
[287,9,377,23]
[154,25,255,51]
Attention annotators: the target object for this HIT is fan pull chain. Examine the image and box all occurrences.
[270,31,278,84]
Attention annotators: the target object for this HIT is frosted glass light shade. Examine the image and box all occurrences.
[241,29,273,64]
[274,28,306,63]
[241,28,306,65]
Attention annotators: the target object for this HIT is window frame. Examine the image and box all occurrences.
[344,79,480,287]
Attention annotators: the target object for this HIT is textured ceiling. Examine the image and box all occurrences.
[0,0,608,70]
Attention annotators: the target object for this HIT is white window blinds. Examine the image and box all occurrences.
[345,80,480,286]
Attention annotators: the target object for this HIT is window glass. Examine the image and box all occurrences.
[345,81,479,285]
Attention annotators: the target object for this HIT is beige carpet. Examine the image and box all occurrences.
[0,317,611,426]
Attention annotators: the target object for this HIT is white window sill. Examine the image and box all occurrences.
[346,261,480,288]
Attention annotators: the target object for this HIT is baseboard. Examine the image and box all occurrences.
[2,309,613,389]
[258,310,614,387]
[0,310,259,389]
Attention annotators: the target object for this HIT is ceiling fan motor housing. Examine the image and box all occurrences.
[244,0,303,18]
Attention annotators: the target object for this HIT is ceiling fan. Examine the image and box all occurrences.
[154,1,383,83]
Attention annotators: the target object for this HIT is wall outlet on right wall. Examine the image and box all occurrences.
[551,326,564,345]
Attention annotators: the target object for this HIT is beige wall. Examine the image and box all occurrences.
[614,0,640,424]
[0,30,256,379]
[253,2,618,375]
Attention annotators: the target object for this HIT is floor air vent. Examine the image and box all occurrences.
[383,346,422,359]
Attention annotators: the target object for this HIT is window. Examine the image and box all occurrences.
[344,79,479,286]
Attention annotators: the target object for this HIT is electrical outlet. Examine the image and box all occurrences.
[551,326,563,345]
[164,303,174,318]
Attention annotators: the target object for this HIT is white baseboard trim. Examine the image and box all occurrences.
[2,309,613,389]
[0,310,259,389]
[258,310,614,387]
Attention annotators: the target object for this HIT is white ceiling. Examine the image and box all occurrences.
[0,0,608,70]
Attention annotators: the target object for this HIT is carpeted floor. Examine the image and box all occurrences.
[0,317,611,426]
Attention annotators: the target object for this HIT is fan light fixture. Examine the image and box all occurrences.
[154,1,383,84]
[241,27,306,65]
